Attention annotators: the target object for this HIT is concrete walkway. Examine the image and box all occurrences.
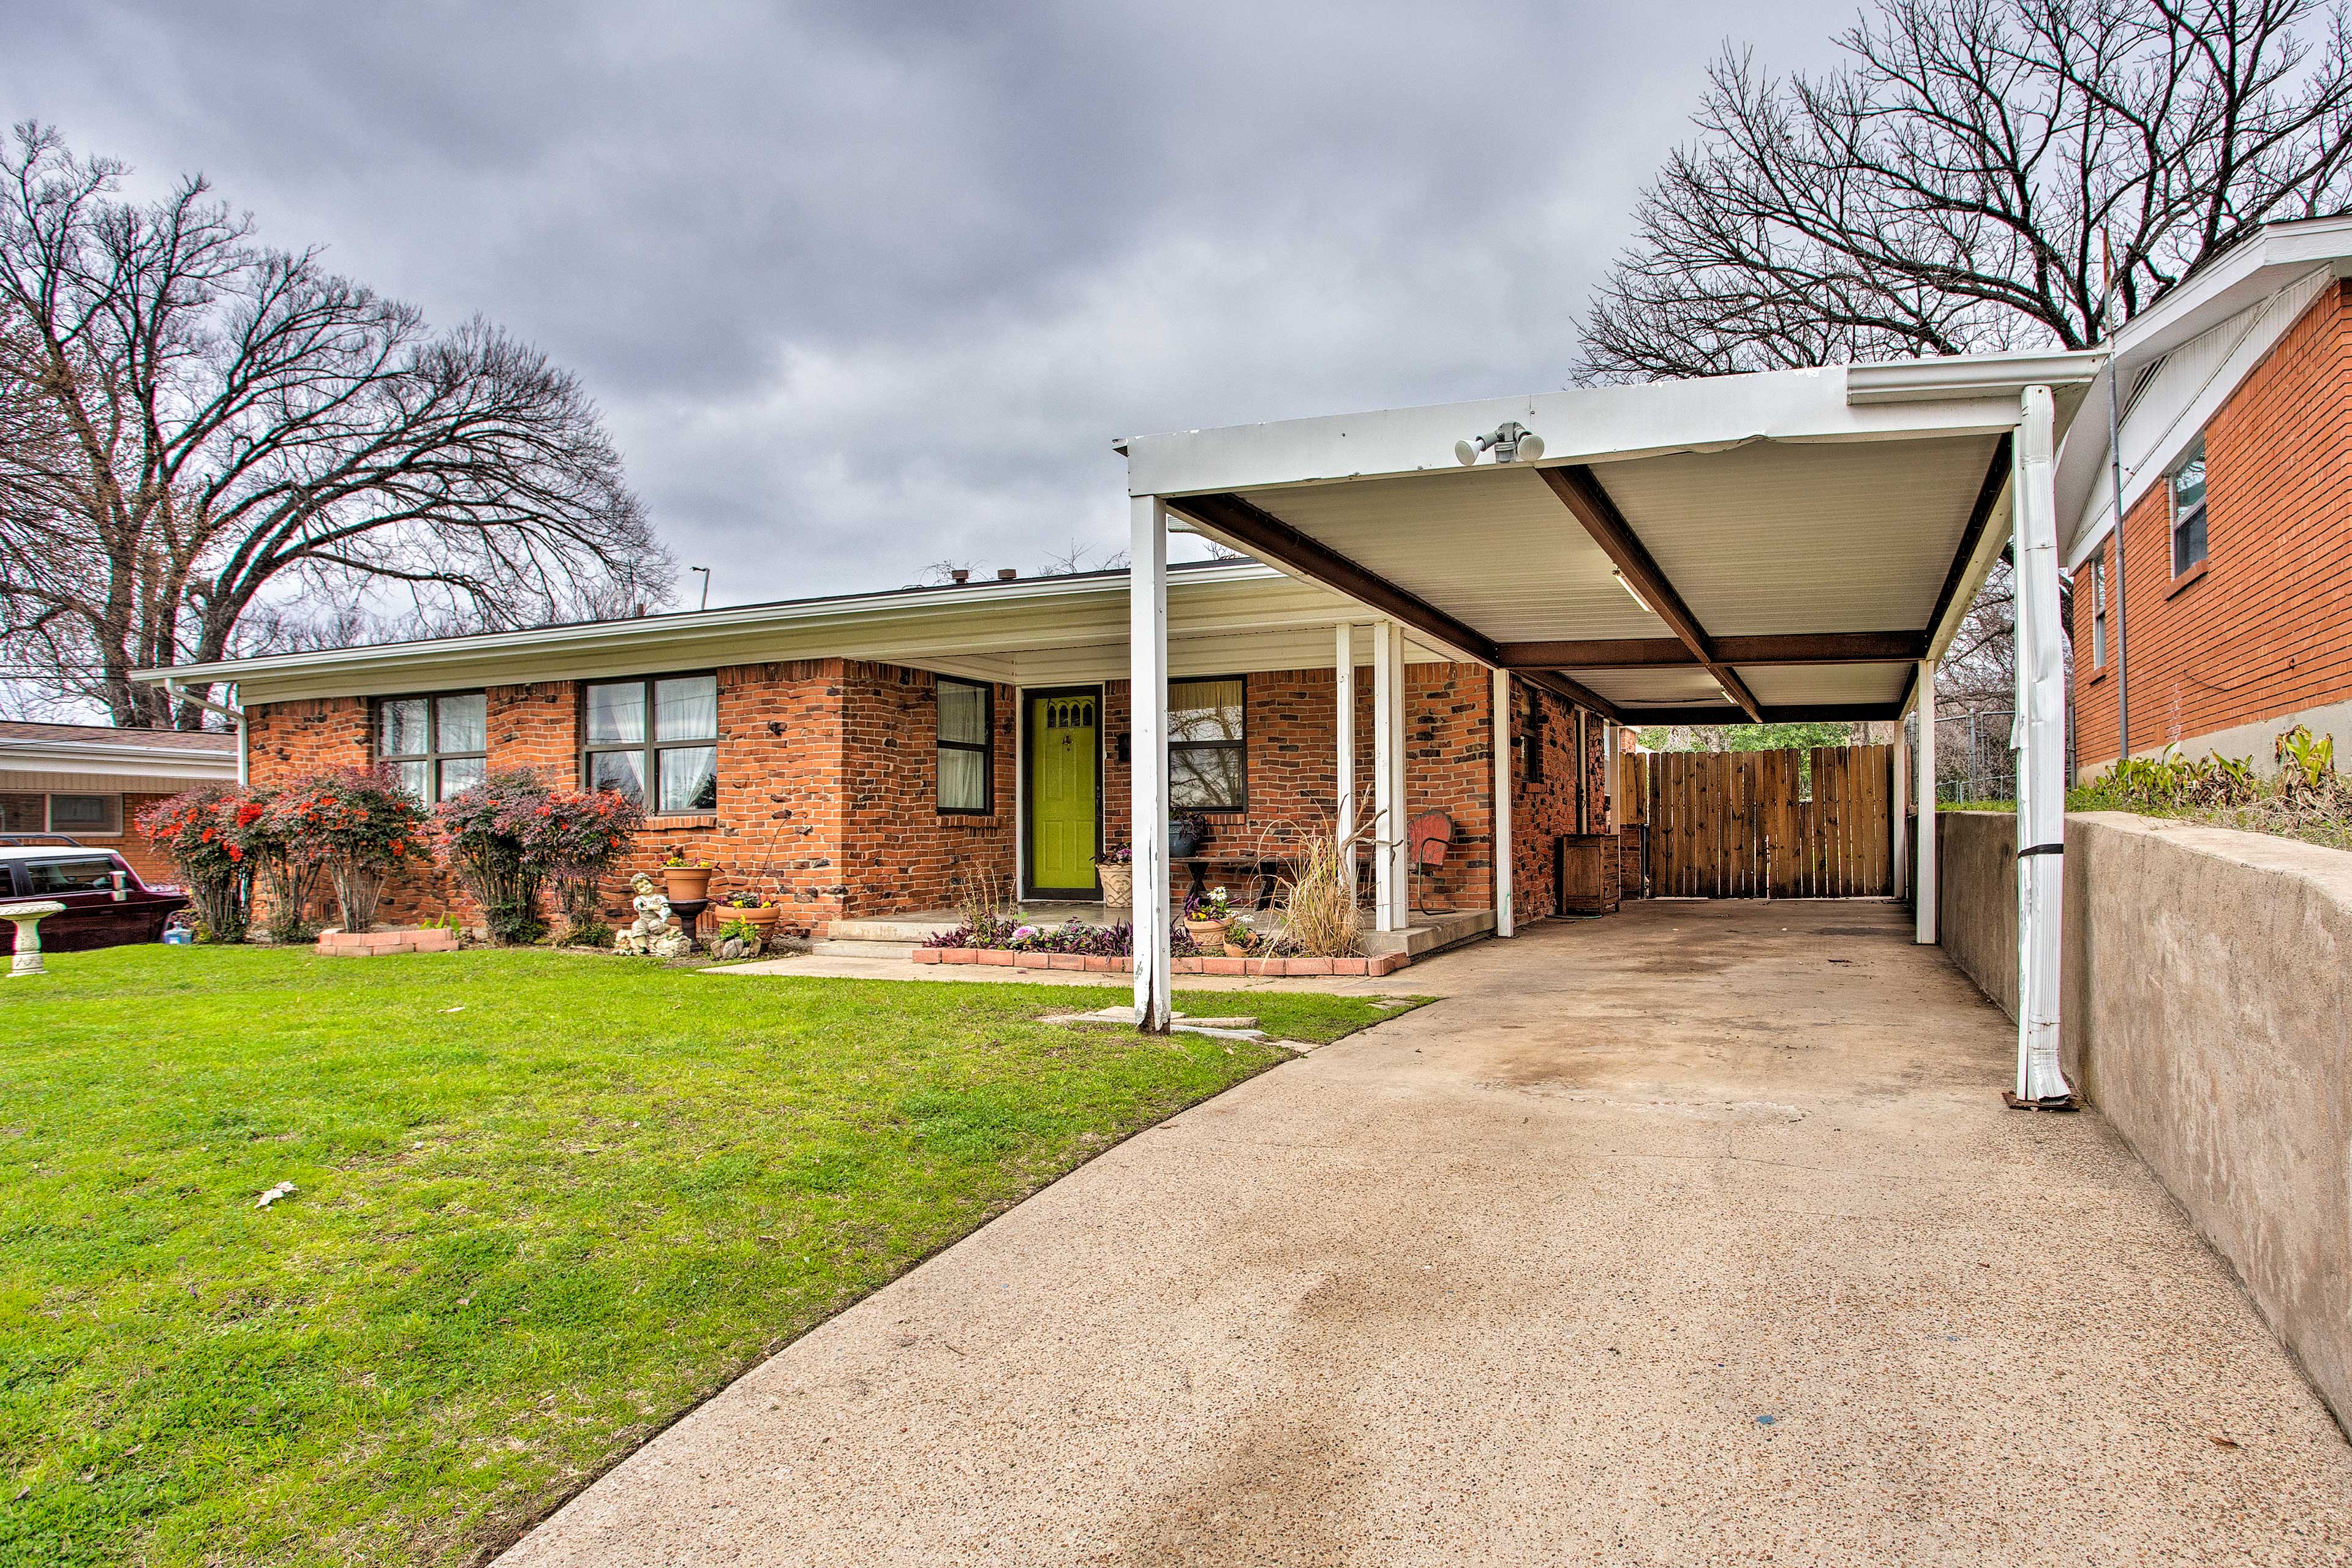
[507,901,2352,1566]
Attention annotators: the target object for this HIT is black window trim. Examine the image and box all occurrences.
[579,670,722,818]
[935,675,997,817]
[1169,672,1248,815]
[374,688,490,804]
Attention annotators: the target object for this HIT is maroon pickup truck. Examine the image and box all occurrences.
[0,840,190,953]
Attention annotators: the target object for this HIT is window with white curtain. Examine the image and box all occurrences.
[937,678,993,813]
[582,674,719,814]
[377,692,488,802]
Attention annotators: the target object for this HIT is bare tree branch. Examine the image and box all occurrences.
[0,123,674,727]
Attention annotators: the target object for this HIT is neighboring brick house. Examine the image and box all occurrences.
[153,560,1610,938]
[2059,217,2352,771]
[0,722,239,886]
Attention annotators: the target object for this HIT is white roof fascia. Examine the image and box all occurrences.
[1119,356,2094,502]
[0,741,238,781]
[133,562,1294,697]
[2057,252,2347,566]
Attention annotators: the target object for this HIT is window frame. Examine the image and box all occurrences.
[2169,434,2209,579]
[935,676,996,816]
[2090,553,2108,668]
[44,792,123,836]
[1167,673,1248,815]
[578,670,722,818]
[374,690,490,804]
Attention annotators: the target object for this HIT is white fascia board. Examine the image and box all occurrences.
[1842,349,2103,404]
[1121,365,2046,501]
[2057,256,2344,565]
[0,742,237,781]
[131,562,1292,699]
[2108,217,2352,379]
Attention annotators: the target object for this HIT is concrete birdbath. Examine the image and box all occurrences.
[1,901,66,978]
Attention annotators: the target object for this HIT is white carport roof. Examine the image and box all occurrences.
[1125,350,2102,726]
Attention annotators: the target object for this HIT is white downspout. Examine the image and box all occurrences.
[2012,384,2071,1106]
[1493,666,1513,937]
[1129,496,1172,1032]
[165,677,247,787]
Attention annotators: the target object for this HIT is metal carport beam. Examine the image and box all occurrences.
[1498,631,1928,669]
[1535,466,1763,722]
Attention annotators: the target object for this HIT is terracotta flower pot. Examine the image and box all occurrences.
[663,865,714,902]
[1096,863,1133,907]
[1184,919,1227,949]
[1223,941,1251,959]
[733,905,781,930]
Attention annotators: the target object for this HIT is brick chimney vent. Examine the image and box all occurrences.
[950,568,970,584]
[997,568,1017,581]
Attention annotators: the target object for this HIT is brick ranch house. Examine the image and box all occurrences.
[0,721,238,886]
[2059,215,2352,772]
[145,560,1615,938]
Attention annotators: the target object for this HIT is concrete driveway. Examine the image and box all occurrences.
[504,900,2352,1566]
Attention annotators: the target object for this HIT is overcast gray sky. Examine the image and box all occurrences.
[3,1,1858,609]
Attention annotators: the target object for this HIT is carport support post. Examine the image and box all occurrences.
[2012,385,2070,1104]
[1373,620,1405,932]
[1493,667,1513,937]
[1129,496,1173,1033]
[1891,728,1909,899]
[1915,665,1936,944]
[1336,624,1357,902]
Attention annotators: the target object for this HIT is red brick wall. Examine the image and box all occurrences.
[1508,681,1613,918]
[839,663,1018,918]
[243,662,1020,937]
[117,793,179,886]
[2072,279,2352,766]
[1099,663,1499,914]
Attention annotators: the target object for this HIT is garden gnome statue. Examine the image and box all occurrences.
[1,900,66,978]
[613,873,691,959]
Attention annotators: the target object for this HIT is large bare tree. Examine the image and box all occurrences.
[0,124,673,728]
[1580,0,2352,380]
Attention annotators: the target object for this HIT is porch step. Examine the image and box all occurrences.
[805,938,924,961]
[824,918,961,944]
[1364,908,1494,959]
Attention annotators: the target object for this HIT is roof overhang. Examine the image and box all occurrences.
[1126,352,2098,724]
[2057,215,2352,564]
[132,562,1457,705]
[0,739,237,785]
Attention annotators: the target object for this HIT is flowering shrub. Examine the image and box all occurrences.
[722,891,775,910]
[239,787,325,943]
[137,784,252,942]
[270,767,431,933]
[434,771,643,945]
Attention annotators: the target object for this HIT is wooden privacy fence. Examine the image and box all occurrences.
[1617,745,1894,899]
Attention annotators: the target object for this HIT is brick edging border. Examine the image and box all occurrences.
[911,948,1408,977]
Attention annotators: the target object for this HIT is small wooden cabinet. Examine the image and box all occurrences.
[1553,833,1621,916]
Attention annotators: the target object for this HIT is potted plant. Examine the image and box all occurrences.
[713,914,763,957]
[1183,886,1235,950]
[1168,813,1212,859]
[1095,844,1133,907]
[663,848,715,902]
[720,889,782,936]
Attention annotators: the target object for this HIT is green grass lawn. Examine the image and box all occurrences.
[0,947,1411,1567]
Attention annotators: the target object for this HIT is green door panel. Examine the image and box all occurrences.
[1030,693,1099,892]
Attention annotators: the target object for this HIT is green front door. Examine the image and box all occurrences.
[1028,691,1099,895]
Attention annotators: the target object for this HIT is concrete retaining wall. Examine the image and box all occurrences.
[1939,808,2352,1430]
